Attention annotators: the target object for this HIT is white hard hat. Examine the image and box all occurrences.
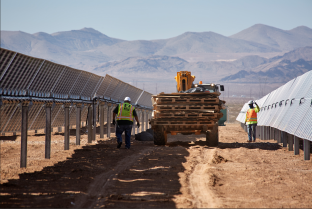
[248,100,254,105]
[124,97,131,102]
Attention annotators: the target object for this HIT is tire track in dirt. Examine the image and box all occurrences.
[74,147,154,208]
[175,144,221,208]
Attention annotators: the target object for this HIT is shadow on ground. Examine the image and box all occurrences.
[0,135,18,141]
[0,137,187,208]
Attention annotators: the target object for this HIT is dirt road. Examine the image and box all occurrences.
[1,124,312,208]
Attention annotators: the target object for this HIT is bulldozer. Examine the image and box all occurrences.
[150,71,226,146]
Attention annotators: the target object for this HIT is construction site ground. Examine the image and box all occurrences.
[1,123,312,208]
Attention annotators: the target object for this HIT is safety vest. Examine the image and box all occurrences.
[246,108,258,124]
[117,103,134,121]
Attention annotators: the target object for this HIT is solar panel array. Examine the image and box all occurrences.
[0,48,153,133]
[236,70,312,141]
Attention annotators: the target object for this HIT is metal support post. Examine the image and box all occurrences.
[100,104,105,138]
[303,139,310,161]
[274,128,278,141]
[88,106,93,143]
[64,105,70,150]
[270,127,274,140]
[76,105,81,145]
[141,110,145,132]
[294,136,299,155]
[277,129,281,143]
[132,121,136,135]
[107,105,111,138]
[145,111,149,131]
[20,104,29,168]
[263,126,267,140]
[58,127,62,132]
[137,110,141,133]
[92,101,96,141]
[288,134,294,151]
[267,127,270,140]
[45,104,52,159]
[282,131,287,147]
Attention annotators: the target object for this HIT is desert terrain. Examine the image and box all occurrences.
[1,123,311,208]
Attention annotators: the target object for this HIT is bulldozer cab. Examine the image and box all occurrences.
[198,83,224,93]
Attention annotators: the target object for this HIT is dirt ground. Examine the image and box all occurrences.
[1,124,312,208]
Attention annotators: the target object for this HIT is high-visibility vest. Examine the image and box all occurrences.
[117,103,134,121]
[246,109,257,124]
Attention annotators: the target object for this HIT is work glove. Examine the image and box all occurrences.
[137,122,140,128]
[112,119,116,125]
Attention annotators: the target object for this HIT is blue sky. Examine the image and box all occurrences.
[1,0,312,40]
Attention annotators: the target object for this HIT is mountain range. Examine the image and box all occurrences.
[1,24,312,94]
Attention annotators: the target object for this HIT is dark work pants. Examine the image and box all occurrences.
[116,124,132,148]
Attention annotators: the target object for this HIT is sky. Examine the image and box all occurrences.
[1,0,312,40]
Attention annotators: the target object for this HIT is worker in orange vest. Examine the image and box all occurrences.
[245,100,260,142]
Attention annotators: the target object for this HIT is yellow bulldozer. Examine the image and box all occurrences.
[150,71,226,146]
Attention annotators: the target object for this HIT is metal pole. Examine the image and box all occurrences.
[76,105,81,145]
[267,127,270,140]
[107,105,111,138]
[294,136,299,155]
[100,104,105,138]
[145,111,149,131]
[303,139,310,161]
[88,106,93,143]
[141,110,145,132]
[282,131,287,147]
[64,105,70,150]
[137,110,140,133]
[92,100,96,141]
[20,104,28,168]
[288,134,294,151]
[45,104,52,159]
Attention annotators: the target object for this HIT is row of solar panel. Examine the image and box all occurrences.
[236,70,312,141]
[0,48,153,133]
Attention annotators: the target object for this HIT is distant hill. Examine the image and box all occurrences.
[2,24,312,70]
[220,46,312,83]
[230,24,312,51]
[1,24,312,93]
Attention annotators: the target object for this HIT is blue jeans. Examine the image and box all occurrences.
[116,125,132,148]
[247,124,257,141]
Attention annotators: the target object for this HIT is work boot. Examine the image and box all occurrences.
[117,142,122,148]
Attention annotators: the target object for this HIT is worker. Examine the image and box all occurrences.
[245,100,260,142]
[112,97,140,149]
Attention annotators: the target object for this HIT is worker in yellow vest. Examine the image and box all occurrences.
[113,97,140,149]
[245,100,260,142]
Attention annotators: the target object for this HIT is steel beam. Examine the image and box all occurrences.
[20,104,28,168]
[92,101,96,141]
[64,105,70,150]
[141,110,145,132]
[288,133,294,151]
[45,104,52,159]
[294,136,299,155]
[106,105,111,138]
[303,139,310,161]
[282,131,287,147]
[88,106,93,143]
[137,110,141,134]
[76,105,81,145]
[100,104,105,138]
[145,111,149,131]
